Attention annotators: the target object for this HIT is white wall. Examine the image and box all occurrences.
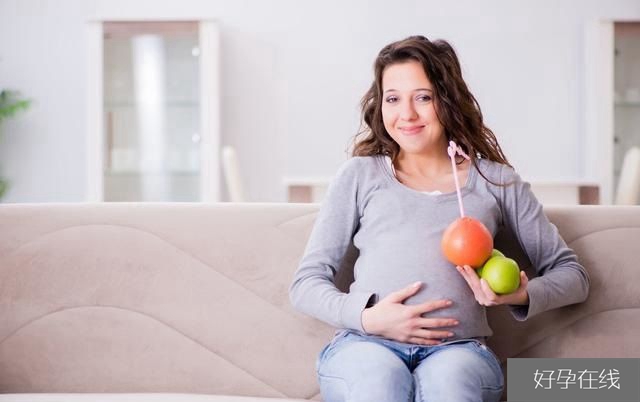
[1,0,639,202]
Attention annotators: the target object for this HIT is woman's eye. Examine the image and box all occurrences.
[417,95,432,102]
[385,96,398,103]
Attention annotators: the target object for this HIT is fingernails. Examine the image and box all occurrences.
[453,320,459,325]
[448,332,455,337]
[445,300,453,306]
[413,281,421,288]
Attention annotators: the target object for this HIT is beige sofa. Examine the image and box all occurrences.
[0,203,639,401]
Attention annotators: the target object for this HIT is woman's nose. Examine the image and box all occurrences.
[399,101,418,120]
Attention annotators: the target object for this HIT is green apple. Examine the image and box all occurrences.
[480,256,520,294]
[476,249,504,277]
[490,249,504,258]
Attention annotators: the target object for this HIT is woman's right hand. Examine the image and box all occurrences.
[361,281,459,345]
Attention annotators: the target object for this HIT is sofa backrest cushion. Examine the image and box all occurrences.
[0,204,638,398]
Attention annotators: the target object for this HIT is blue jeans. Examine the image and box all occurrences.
[316,329,504,402]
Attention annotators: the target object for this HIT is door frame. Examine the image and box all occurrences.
[585,18,640,204]
[584,19,614,204]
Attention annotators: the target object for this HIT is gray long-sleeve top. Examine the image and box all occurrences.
[289,155,589,340]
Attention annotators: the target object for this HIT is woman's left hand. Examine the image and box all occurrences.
[456,265,530,306]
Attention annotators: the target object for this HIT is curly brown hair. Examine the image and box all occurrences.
[353,35,512,176]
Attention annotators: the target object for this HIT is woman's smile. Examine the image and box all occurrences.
[399,125,425,136]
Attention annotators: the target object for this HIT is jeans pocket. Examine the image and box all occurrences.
[316,329,353,373]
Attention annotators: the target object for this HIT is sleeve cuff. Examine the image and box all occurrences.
[510,278,546,321]
[340,291,376,332]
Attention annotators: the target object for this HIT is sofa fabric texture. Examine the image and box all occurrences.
[0,203,638,401]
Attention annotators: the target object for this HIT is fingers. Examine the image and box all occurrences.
[412,318,458,341]
[456,265,500,306]
[404,327,457,346]
[412,328,455,341]
[384,281,422,304]
[456,265,485,298]
[406,315,459,345]
[415,317,459,329]
[408,298,453,315]
[479,278,499,306]
[456,265,479,290]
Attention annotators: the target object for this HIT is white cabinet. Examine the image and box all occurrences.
[87,21,220,202]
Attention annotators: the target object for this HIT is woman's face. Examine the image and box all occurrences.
[381,60,446,156]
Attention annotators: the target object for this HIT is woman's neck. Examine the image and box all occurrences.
[395,149,453,179]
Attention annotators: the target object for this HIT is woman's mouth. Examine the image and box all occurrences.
[399,125,424,135]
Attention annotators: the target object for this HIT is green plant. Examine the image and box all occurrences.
[0,90,31,200]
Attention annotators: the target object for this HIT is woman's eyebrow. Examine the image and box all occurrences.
[383,88,433,93]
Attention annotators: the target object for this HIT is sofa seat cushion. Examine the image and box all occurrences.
[0,394,310,402]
